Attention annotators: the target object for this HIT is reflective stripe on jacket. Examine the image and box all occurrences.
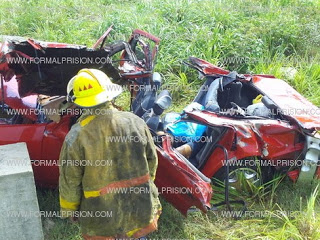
[59,102,161,238]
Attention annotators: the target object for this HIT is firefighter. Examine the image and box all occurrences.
[59,68,161,239]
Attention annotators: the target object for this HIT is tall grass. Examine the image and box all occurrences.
[267,185,320,239]
[1,0,319,107]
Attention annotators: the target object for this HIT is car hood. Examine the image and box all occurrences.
[252,75,320,130]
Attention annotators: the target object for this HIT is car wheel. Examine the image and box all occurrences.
[213,158,274,195]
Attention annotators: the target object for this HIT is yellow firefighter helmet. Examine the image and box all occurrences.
[67,68,122,107]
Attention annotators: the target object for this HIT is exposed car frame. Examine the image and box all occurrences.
[0,29,319,216]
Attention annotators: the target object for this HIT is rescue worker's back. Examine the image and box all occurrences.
[59,69,161,239]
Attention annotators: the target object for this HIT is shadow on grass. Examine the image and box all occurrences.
[36,189,187,239]
[149,199,187,239]
[36,188,81,240]
[35,180,320,239]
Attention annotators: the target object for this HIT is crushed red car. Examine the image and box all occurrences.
[0,29,319,216]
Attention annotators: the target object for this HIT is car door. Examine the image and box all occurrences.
[155,135,212,215]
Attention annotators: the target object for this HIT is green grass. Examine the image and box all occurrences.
[1,0,319,110]
[36,181,320,240]
[1,0,320,239]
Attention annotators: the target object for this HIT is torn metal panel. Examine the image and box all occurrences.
[182,57,319,186]
[0,30,214,215]
[156,137,212,215]
[252,76,320,130]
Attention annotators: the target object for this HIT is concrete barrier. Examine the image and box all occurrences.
[0,142,44,240]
